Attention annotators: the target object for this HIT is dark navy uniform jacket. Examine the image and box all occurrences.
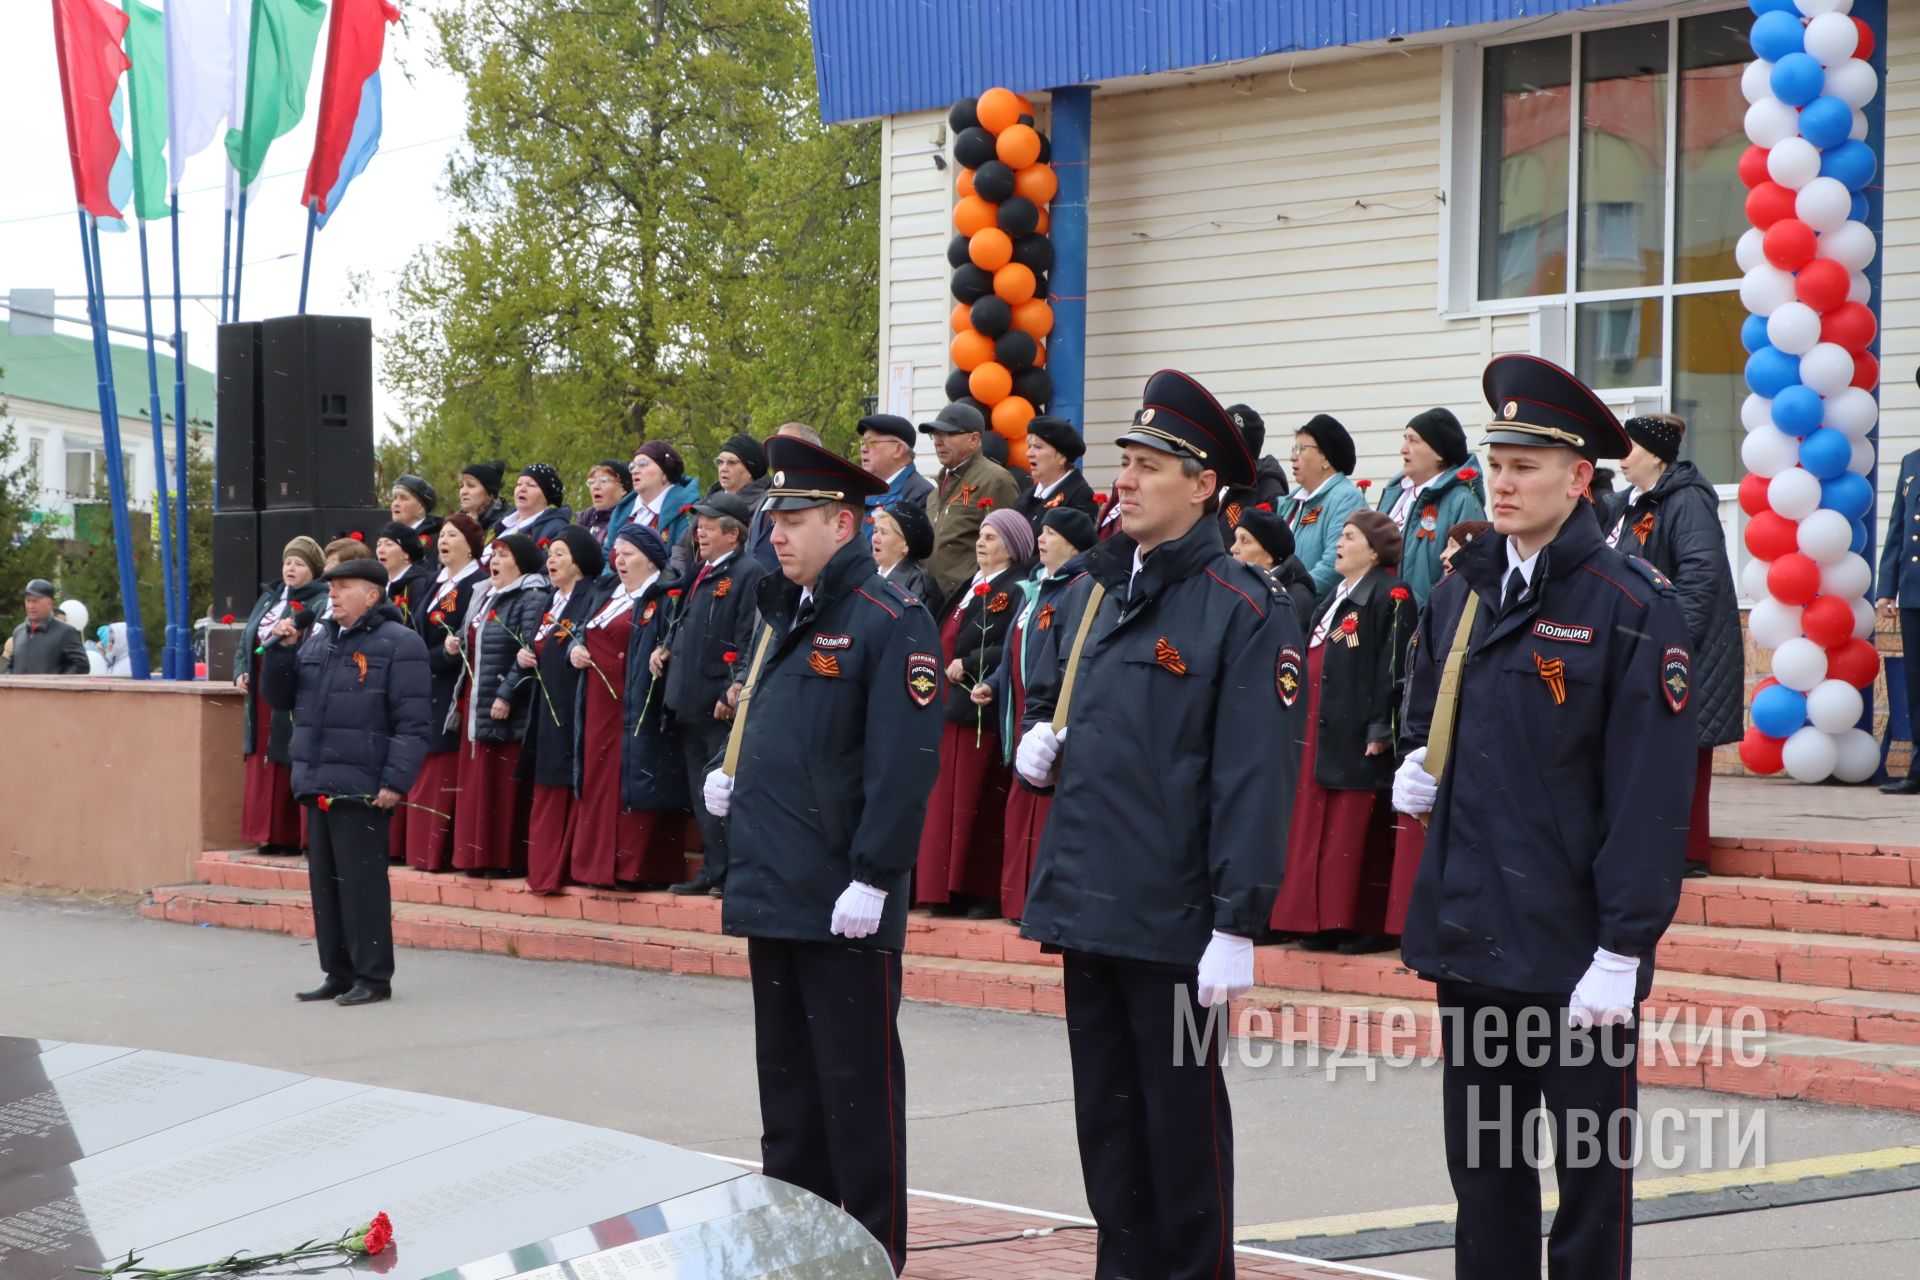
[1019,517,1305,969]
[721,539,944,951]
[1398,501,1696,1002]
[1877,448,1920,608]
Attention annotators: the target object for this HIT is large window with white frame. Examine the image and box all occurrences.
[1466,9,1749,485]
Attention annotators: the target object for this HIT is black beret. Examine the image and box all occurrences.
[393,474,438,510]
[1025,415,1084,462]
[593,459,635,493]
[1406,407,1470,469]
[881,500,935,561]
[1225,404,1265,458]
[1623,415,1683,466]
[719,433,767,478]
[1040,506,1096,551]
[1237,507,1295,564]
[519,462,564,508]
[1298,413,1356,476]
[493,533,544,575]
[376,521,426,563]
[321,558,386,587]
[551,525,605,579]
[461,460,506,495]
[857,414,916,448]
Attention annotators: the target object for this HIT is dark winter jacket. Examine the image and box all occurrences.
[259,601,433,802]
[939,564,1025,724]
[417,564,486,755]
[663,551,768,724]
[488,506,571,558]
[1217,454,1290,545]
[1308,568,1415,791]
[516,580,602,789]
[878,558,939,610]
[1017,469,1099,539]
[5,617,88,677]
[1269,555,1318,635]
[1877,449,1920,606]
[238,580,328,760]
[474,498,511,536]
[986,557,1079,755]
[620,577,692,813]
[1603,461,1743,748]
[449,573,551,744]
[384,562,435,630]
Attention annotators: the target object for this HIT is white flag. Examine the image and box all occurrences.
[163,0,236,188]
[223,0,262,208]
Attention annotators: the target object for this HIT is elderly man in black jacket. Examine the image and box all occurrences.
[261,559,432,1007]
[6,580,88,675]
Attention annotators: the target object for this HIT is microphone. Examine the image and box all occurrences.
[255,607,317,655]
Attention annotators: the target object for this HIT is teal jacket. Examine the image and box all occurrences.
[1279,472,1367,600]
[1374,458,1488,606]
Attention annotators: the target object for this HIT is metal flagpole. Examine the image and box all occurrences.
[219,205,233,323]
[135,217,181,677]
[232,185,248,320]
[171,191,193,676]
[297,203,316,314]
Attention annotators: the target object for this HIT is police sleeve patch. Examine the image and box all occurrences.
[1662,645,1690,714]
[907,652,940,708]
[1277,646,1303,708]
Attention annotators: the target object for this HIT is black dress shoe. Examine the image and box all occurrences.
[296,981,351,1003]
[1881,777,1920,795]
[1296,931,1349,952]
[708,885,723,899]
[1684,860,1711,879]
[335,983,391,1007]
[668,877,717,896]
[1334,933,1398,955]
[963,901,1001,920]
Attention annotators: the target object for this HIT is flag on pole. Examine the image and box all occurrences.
[224,0,326,189]
[163,0,233,187]
[50,0,132,219]
[303,0,398,226]
[122,0,170,221]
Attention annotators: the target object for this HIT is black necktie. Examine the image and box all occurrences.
[1503,567,1528,614]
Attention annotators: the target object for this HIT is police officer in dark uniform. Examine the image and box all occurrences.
[700,437,942,1274]
[1014,370,1305,1280]
[1392,356,1697,1280]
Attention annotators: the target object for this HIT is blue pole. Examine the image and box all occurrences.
[136,218,180,677]
[232,186,248,320]
[1046,87,1091,443]
[171,195,193,676]
[79,212,151,679]
[298,203,316,315]
[219,205,233,324]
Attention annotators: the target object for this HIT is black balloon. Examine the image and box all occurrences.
[1031,271,1049,299]
[1037,133,1052,165]
[951,264,993,303]
[947,233,973,269]
[1011,234,1053,274]
[945,367,971,402]
[959,395,992,421]
[1013,367,1053,408]
[994,330,1038,372]
[954,126,997,169]
[997,196,1039,237]
[949,98,980,134]
[973,161,1016,203]
[969,296,1012,338]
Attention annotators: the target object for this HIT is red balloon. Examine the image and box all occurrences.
[1739,725,1786,776]
[1854,17,1875,61]
[1802,594,1856,648]
[1763,219,1818,272]
[1738,145,1770,191]
[1753,676,1780,696]
[1745,182,1798,231]
[1822,301,1878,352]
[1796,259,1852,313]
[1738,471,1773,518]
[1744,510,1801,562]
[1851,350,1880,391]
[1828,637,1882,688]
[1767,553,1823,606]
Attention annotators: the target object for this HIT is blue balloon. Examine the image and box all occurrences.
[1851,519,1871,558]
[1851,192,1870,223]
[1751,11,1806,62]
[1799,97,1854,150]
[1771,53,1827,108]
[1821,471,1874,521]
[1800,427,1853,480]
[1750,0,1799,12]
[1746,346,1802,399]
[1752,684,1809,738]
[1741,313,1773,354]
[1772,385,1826,436]
[1822,140,1877,192]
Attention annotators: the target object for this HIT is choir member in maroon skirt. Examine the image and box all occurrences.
[403,514,487,871]
[448,533,548,876]
[566,522,685,889]
[520,527,606,894]
[916,505,1033,918]
[979,506,1094,922]
[1270,509,1414,954]
[237,537,327,853]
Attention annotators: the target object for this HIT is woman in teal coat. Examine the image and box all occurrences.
[1374,408,1487,607]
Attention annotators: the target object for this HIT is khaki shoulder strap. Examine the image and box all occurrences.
[1422,588,1481,788]
[721,622,777,778]
[1050,583,1108,734]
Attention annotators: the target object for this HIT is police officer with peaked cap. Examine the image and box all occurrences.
[1392,355,1697,1280]
[1013,369,1306,1279]
[700,436,942,1274]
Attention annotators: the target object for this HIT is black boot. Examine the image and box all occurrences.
[1880,776,1920,795]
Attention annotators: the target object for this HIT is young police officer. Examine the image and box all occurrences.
[1393,356,1697,1279]
[1015,370,1305,1280]
[701,436,942,1274]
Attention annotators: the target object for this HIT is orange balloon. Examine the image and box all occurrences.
[1034,206,1050,236]
[994,263,1037,304]
[1013,93,1035,115]
[970,362,1013,405]
[1014,163,1058,205]
[977,87,1022,135]
[1007,437,1030,473]
[997,124,1042,170]
[992,395,1036,436]
[1012,298,1054,338]
[951,302,972,334]
[954,195,996,237]
[1032,341,1046,368]
[969,227,1013,271]
[951,329,994,373]
[956,168,975,199]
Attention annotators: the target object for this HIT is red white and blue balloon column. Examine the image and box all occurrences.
[1737,0,1884,784]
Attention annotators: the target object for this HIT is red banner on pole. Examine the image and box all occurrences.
[50,0,131,219]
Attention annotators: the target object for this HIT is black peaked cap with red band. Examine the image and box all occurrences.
[1481,355,1629,461]
[763,436,890,512]
[1116,369,1258,489]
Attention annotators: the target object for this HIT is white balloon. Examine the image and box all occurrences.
[1767,302,1823,356]
[1824,386,1879,437]
[1742,425,1802,478]
[1796,0,1852,15]
[1849,271,1872,304]
[1736,226,1767,273]
[1742,394,1776,434]
[1796,177,1853,233]
[1804,12,1860,66]
[1742,556,1774,604]
[1851,437,1876,474]
[1800,343,1856,396]
[1774,639,1831,693]
[1749,597,1805,650]
[1782,725,1839,783]
[1826,59,1878,110]
[1833,727,1881,783]
[1799,509,1855,563]
[1821,551,1872,600]
[1741,265,1799,317]
[1851,108,1869,142]
[1807,679,1865,733]
[1746,97,1802,148]
[1816,221,1877,272]
[1767,137,1823,190]
[1768,467,1824,521]
[1742,58,1776,106]
[1852,595,1876,640]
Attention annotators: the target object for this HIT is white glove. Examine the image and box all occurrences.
[1015,723,1067,787]
[703,768,734,818]
[1196,931,1254,1008]
[829,881,888,939]
[1392,747,1437,816]
[1567,947,1639,1030]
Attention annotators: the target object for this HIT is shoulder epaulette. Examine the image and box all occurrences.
[1622,556,1675,595]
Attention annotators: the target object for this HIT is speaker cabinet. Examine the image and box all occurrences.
[260,314,376,510]
[215,322,263,513]
[211,510,261,622]
[257,506,393,563]
[204,624,247,685]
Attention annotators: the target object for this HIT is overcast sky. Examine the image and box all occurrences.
[0,3,469,434]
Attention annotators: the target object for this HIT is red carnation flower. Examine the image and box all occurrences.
[1356,479,1373,490]
[318,796,333,812]
[541,613,554,625]
[488,610,498,622]
[1093,493,1109,505]
[668,588,683,598]
[429,611,445,625]
[419,532,432,544]
[680,504,695,514]
[1390,585,1412,602]
[1254,503,1272,512]
[978,497,993,509]
[973,583,990,596]
[289,600,304,612]
[1456,467,1479,482]
[349,531,364,540]
[723,650,739,663]
[538,537,551,548]
[220,614,235,625]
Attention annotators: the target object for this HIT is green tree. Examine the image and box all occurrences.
[384,0,879,495]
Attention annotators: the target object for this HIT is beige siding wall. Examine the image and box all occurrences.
[877,109,956,474]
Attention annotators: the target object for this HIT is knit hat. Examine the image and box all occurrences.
[882,501,935,561]
[1226,404,1266,459]
[1344,509,1403,569]
[592,459,635,493]
[551,524,606,579]
[493,533,544,575]
[377,521,426,564]
[1040,506,1096,551]
[1237,507,1294,564]
[461,460,506,496]
[1298,414,1356,476]
[520,462,563,508]
[719,433,767,478]
[613,520,669,569]
[1406,407,1470,469]
[393,474,438,511]
[981,506,1035,565]
[443,513,486,561]
[282,536,325,579]
[1623,414,1685,465]
[637,441,686,485]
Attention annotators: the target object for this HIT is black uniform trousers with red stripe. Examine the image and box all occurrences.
[1439,982,1638,1280]
[1063,950,1235,1280]
[748,937,907,1273]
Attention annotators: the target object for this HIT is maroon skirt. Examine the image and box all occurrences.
[241,754,303,848]
[1000,785,1051,920]
[451,735,530,872]
[525,783,578,894]
[402,751,461,872]
[915,720,1009,906]
[571,808,686,889]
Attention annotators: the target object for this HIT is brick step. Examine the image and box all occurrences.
[1708,836,1920,888]
[1676,874,1920,941]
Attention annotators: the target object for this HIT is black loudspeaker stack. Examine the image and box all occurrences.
[212,315,383,620]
